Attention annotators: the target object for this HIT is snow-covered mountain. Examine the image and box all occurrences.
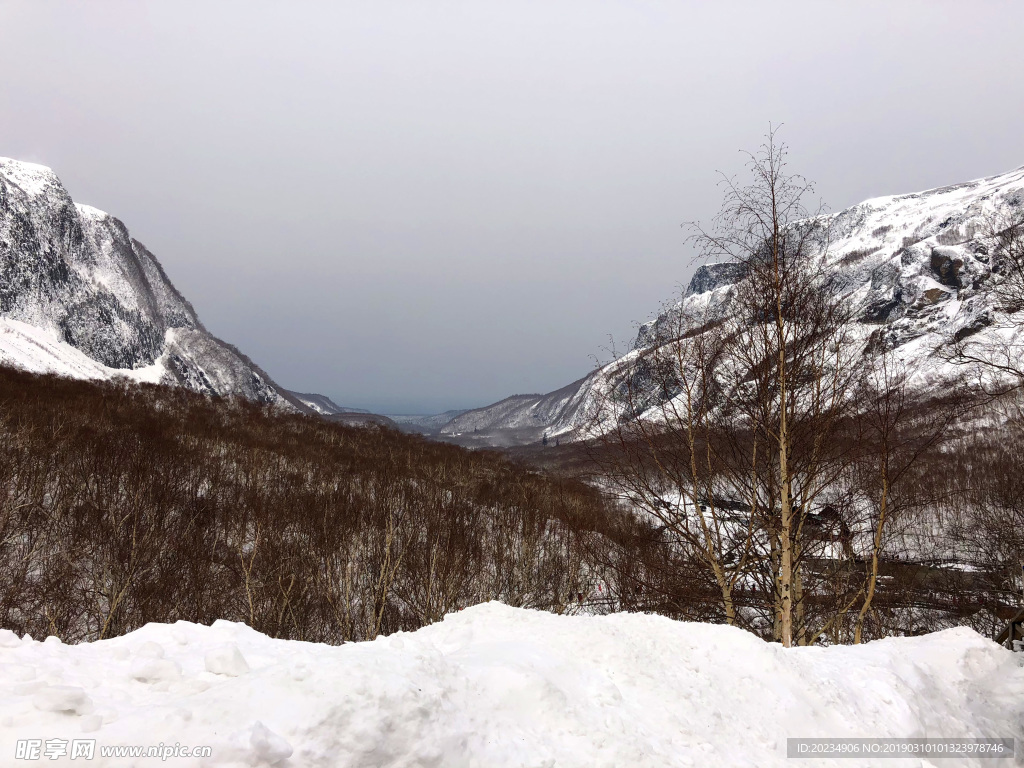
[0,158,308,410]
[444,165,1024,446]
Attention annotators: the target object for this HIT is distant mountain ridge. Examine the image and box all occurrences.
[287,392,470,434]
[445,164,1024,446]
[386,410,470,435]
[439,378,591,447]
[10,156,1022,441]
[0,157,309,411]
[287,391,369,416]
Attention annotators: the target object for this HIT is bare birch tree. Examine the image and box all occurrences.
[689,128,864,646]
[590,129,867,644]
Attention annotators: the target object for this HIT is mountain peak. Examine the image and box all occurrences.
[0,157,62,197]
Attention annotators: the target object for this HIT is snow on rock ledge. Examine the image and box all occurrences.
[1,602,1021,767]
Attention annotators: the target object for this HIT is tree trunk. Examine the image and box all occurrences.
[855,466,888,644]
[779,405,794,647]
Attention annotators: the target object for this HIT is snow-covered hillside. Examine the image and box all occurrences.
[0,158,306,409]
[1,602,1019,767]
[287,391,368,416]
[440,376,594,446]
[454,165,1024,446]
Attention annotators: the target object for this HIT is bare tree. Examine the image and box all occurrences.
[588,129,870,646]
[852,352,911,643]
[589,302,757,626]
[689,128,863,647]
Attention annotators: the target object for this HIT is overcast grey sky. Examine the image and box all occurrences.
[1,1,1022,413]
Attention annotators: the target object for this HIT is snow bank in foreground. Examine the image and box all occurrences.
[1,603,1021,767]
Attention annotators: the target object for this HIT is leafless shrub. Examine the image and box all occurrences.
[0,366,624,643]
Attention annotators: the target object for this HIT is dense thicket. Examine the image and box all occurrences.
[0,366,646,643]
[587,397,1024,644]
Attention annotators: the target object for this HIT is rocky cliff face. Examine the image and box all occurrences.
[0,158,307,410]
[449,165,1024,446]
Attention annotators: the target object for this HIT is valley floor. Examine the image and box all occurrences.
[1,603,1021,767]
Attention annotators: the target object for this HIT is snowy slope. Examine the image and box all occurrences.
[0,158,307,410]
[440,375,595,446]
[0,318,165,384]
[287,391,368,416]
[1,602,1020,767]
[455,165,1024,445]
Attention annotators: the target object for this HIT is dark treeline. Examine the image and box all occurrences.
[0,366,647,644]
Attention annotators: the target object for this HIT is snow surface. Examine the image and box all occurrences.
[74,203,110,221]
[0,158,60,197]
[0,319,165,384]
[1,603,1020,767]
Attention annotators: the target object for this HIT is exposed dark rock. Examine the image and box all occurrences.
[954,314,992,343]
[685,262,746,296]
[861,289,904,323]
[930,247,964,289]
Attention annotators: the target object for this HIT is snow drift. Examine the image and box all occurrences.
[1,603,1020,767]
